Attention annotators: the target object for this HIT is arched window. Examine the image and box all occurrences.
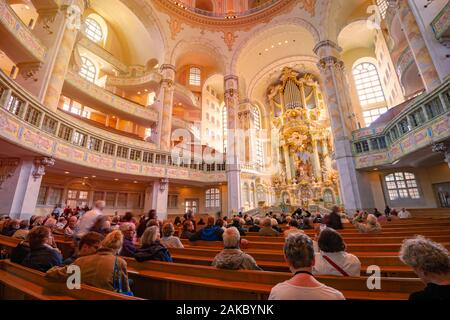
[84,17,104,43]
[222,106,228,153]
[79,56,96,83]
[189,67,201,86]
[377,0,388,20]
[385,172,420,201]
[353,62,386,107]
[205,188,220,209]
[252,106,263,168]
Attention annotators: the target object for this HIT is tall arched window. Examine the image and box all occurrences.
[385,172,420,201]
[252,106,263,168]
[353,62,386,107]
[79,56,96,83]
[189,67,201,86]
[84,17,104,43]
[205,188,220,209]
[222,106,228,153]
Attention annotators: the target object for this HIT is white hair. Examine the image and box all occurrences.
[223,227,240,248]
[95,200,106,209]
[271,218,278,226]
[140,226,160,246]
[367,214,378,225]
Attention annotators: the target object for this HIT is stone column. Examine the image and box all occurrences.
[311,138,322,181]
[151,179,169,221]
[393,0,441,92]
[43,0,86,111]
[0,157,54,219]
[224,75,242,216]
[314,40,375,214]
[158,64,176,152]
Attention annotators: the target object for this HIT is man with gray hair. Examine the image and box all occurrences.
[400,236,450,300]
[74,200,105,240]
[269,233,345,300]
[258,217,280,236]
[212,227,261,270]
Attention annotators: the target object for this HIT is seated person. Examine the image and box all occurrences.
[284,219,303,237]
[248,218,261,232]
[135,226,173,262]
[313,228,361,277]
[119,223,137,257]
[271,218,282,233]
[258,218,280,236]
[212,227,262,270]
[180,220,196,239]
[197,218,206,226]
[215,218,227,231]
[21,226,63,272]
[47,230,130,294]
[269,233,345,300]
[299,217,314,230]
[189,216,224,242]
[63,232,104,265]
[400,236,450,300]
[323,206,343,230]
[11,238,30,265]
[64,216,78,238]
[55,217,67,230]
[12,220,29,240]
[228,217,247,236]
[160,223,184,249]
[2,219,19,237]
[352,214,382,234]
[398,208,412,219]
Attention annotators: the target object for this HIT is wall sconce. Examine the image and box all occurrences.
[160,178,169,192]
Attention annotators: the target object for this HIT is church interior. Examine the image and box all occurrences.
[0,0,449,301]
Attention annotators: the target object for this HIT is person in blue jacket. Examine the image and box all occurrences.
[189,216,224,242]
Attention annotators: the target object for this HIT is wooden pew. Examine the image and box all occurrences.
[0,260,141,300]
[123,259,425,300]
[181,239,450,254]
[168,247,416,276]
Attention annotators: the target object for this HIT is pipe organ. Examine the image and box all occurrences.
[268,67,340,208]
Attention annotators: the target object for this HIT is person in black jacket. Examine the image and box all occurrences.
[21,226,63,272]
[135,226,172,262]
[136,209,157,238]
[323,206,343,230]
[400,236,450,300]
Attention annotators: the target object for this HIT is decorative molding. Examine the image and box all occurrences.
[32,157,55,181]
[167,16,184,40]
[17,62,42,82]
[222,31,238,51]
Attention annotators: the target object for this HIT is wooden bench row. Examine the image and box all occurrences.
[0,260,141,300]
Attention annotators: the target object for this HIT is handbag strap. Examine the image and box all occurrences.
[112,254,123,293]
[322,255,350,277]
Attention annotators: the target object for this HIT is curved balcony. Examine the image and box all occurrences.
[106,71,162,91]
[77,36,128,73]
[0,71,227,183]
[396,47,414,83]
[174,83,200,109]
[0,1,47,63]
[63,70,159,126]
[153,0,297,27]
[352,80,450,169]
[172,117,200,139]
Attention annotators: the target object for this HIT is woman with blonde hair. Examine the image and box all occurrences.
[46,230,131,294]
[134,226,173,262]
[352,214,382,233]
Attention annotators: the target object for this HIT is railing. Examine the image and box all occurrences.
[0,70,227,182]
[106,70,162,88]
[396,47,414,82]
[169,0,280,18]
[351,79,450,168]
[0,0,47,62]
[64,71,159,125]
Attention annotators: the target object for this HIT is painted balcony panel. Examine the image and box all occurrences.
[64,70,159,126]
[431,1,450,46]
[0,0,47,63]
[106,70,162,90]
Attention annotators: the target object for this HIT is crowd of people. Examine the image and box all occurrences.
[0,202,448,300]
